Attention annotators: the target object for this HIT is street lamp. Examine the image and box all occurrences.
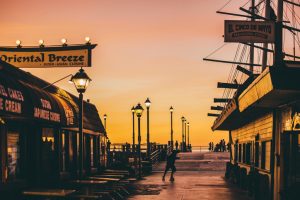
[135,103,144,179]
[131,107,135,151]
[103,114,107,130]
[145,98,151,157]
[187,122,190,151]
[131,106,137,170]
[170,106,174,149]
[184,119,187,152]
[181,116,185,152]
[103,114,108,167]
[71,68,91,178]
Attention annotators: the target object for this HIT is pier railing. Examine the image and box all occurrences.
[107,143,170,169]
[150,145,172,166]
[191,146,209,152]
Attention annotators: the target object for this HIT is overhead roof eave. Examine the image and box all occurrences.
[239,65,300,112]
[213,62,300,131]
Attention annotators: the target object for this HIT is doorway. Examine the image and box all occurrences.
[281,131,300,199]
[41,128,57,185]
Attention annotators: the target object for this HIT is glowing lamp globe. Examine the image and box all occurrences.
[71,68,91,93]
[131,106,135,113]
[135,103,144,117]
[145,98,151,108]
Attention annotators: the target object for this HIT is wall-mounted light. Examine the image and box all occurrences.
[85,37,91,45]
[16,40,22,48]
[61,38,67,46]
[39,39,45,47]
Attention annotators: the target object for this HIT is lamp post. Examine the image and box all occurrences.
[103,114,107,130]
[103,113,108,166]
[187,122,190,151]
[131,106,137,169]
[135,103,144,179]
[181,116,185,152]
[131,107,135,151]
[184,120,187,152]
[145,98,151,157]
[71,68,91,178]
[170,106,174,149]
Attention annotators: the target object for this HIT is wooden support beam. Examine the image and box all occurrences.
[203,58,261,66]
[242,43,300,60]
[214,98,230,103]
[283,24,300,33]
[217,82,240,89]
[216,11,252,18]
[211,106,224,111]
[236,65,253,76]
[239,7,267,20]
[207,113,220,117]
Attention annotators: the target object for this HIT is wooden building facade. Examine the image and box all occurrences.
[0,60,106,193]
[212,66,300,199]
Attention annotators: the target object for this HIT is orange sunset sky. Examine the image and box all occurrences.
[1,0,296,146]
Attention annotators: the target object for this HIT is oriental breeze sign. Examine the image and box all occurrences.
[0,45,96,68]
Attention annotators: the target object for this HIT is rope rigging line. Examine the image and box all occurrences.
[242,0,252,9]
[204,43,228,59]
[218,0,234,11]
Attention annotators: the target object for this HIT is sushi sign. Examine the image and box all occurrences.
[224,20,275,43]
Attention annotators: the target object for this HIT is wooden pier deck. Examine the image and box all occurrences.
[129,152,251,200]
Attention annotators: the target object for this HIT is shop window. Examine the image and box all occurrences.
[265,141,271,170]
[61,132,66,172]
[90,137,94,167]
[68,133,74,164]
[255,142,259,167]
[7,131,20,181]
[238,144,242,162]
[42,128,54,150]
[261,141,271,170]
[245,143,251,165]
[234,143,238,163]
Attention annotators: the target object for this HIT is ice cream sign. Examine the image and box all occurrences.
[0,84,23,114]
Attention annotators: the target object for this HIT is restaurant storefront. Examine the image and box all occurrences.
[213,65,300,199]
[0,60,106,190]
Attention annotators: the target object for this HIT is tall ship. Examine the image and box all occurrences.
[205,0,300,199]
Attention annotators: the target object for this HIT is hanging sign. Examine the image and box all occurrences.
[0,44,96,68]
[224,20,275,43]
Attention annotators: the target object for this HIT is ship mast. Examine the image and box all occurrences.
[292,0,296,60]
[249,0,256,72]
[275,0,284,67]
[262,0,271,71]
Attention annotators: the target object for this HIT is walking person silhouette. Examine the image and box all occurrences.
[162,150,179,182]
[175,140,179,150]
